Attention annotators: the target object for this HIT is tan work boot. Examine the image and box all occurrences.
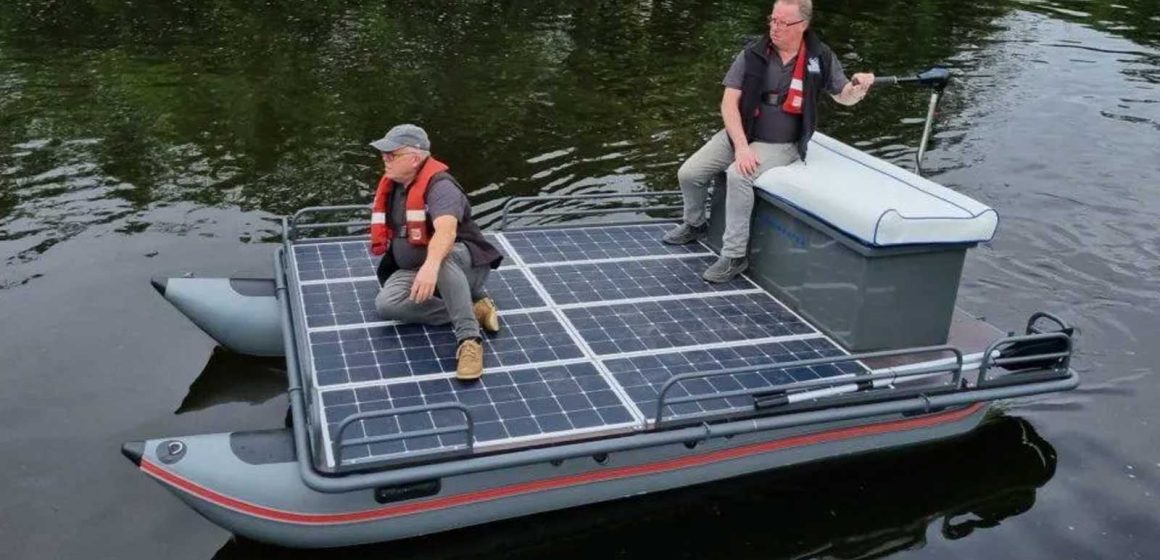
[456,338,484,380]
[473,296,500,334]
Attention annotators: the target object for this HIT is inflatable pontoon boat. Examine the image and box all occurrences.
[124,72,1079,548]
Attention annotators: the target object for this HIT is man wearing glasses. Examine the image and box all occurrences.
[663,0,876,283]
[368,124,503,380]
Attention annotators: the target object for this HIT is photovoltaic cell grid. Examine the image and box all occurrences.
[299,269,543,330]
[288,222,865,469]
[503,224,709,265]
[532,256,754,305]
[308,311,585,386]
[293,242,376,282]
[603,337,865,425]
[485,268,546,312]
[320,362,636,464]
[301,280,380,329]
[292,234,511,283]
[563,292,817,356]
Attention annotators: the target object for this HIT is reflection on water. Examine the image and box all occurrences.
[175,347,286,415]
[0,0,1024,283]
[211,416,1056,559]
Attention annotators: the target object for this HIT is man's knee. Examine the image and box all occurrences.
[724,165,756,190]
[676,158,700,187]
[434,261,473,302]
[677,155,721,188]
[374,282,411,319]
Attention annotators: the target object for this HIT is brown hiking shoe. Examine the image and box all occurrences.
[456,338,484,380]
[473,296,500,334]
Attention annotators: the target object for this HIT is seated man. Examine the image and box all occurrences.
[663,0,875,282]
[368,124,503,380]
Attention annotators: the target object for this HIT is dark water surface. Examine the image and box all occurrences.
[2,0,1158,557]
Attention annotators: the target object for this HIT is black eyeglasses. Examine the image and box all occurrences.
[768,16,806,28]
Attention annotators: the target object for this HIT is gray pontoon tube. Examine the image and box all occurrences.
[152,276,283,356]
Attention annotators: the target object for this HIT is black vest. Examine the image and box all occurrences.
[739,31,834,161]
[375,171,503,284]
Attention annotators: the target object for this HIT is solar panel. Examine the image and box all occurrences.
[293,242,376,283]
[293,235,512,284]
[485,268,546,312]
[530,256,756,305]
[564,292,817,356]
[289,222,869,470]
[603,338,863,425]
[320,362,637,467]
[298,268,544,330]
[300,280,381,329]
[503,224,710,265]
[308,311,585,387]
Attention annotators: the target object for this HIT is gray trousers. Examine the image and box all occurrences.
[374,243,490,341]
[678,129,800,258]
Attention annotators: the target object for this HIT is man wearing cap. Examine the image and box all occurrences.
[368,124,503,380]
[663,0,875,282]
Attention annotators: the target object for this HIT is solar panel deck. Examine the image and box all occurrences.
[289,224,869,470]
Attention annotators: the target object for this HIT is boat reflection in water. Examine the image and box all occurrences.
[212,414,1056,559]
[175,347,287,415]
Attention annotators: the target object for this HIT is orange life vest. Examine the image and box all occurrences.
[369,157,449,256]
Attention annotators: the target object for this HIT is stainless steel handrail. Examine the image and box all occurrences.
[653,345,963,427]
[500,191,684,230]
[332,403,475,466]
[287,204,369,241]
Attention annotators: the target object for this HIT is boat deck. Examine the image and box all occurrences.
[287,223,975,471]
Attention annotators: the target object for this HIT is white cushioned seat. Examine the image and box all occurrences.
[753,132,998,247]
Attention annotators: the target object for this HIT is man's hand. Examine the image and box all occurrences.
[850,72,875,99]
[734,144,761,177]
[410,261,440,303]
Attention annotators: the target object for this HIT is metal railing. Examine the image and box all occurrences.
[654,346,963,427]
[285,204,370,241]
[499,191,684,230]
[332,402,475,467]
[282,192,685,240]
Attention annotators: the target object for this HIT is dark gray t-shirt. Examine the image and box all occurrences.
[389,177,468,270]
[722,48,848,143]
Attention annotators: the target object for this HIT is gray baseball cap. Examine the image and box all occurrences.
[369,124,430,153]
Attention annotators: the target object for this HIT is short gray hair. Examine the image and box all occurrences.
[399,147,431,160]
[775,0,813,21]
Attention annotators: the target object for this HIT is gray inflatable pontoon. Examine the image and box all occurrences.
[126,75,1080,546]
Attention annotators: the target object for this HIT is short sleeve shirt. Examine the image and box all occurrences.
[389,177,468,270]
[722,47,849,143]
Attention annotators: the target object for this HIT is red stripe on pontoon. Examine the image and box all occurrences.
[141,402,985,525]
